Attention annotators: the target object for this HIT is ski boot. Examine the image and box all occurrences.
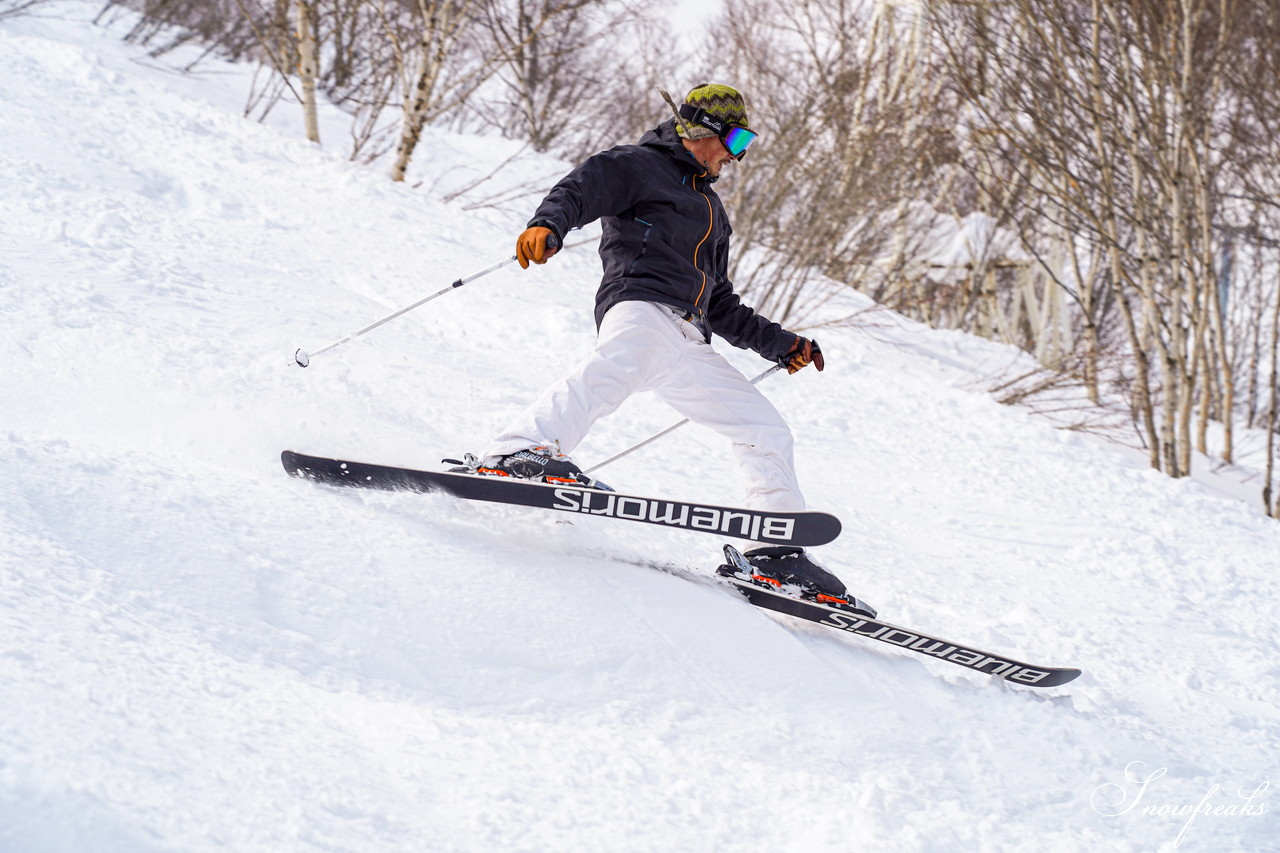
[717,544,877,618]
[444,446,614,491]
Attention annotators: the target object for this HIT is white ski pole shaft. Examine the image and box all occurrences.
[293,255,517,367]
[583,364,785,474]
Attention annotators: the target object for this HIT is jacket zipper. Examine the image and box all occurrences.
[690,172,713,314]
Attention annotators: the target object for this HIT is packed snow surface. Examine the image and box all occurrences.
[1,4,1276,851]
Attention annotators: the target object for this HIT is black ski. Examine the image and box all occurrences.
[281,450,842,547]
[717,546,1081,688]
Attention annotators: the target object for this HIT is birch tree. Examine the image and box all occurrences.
[385,0,481,181]
[296,0,321,142]
[934,0,1275,477]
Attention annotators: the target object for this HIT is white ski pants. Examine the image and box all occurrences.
[485,300,805,511]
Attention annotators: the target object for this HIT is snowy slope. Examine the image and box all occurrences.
[1,5,1276,852]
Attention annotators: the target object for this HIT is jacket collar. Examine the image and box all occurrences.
[639,119,719,183]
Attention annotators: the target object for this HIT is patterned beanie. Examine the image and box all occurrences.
[675,83,750,140]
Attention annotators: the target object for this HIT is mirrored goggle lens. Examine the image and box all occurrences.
[722,126,758,158]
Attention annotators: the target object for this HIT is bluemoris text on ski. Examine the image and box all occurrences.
[822,612,1054,684]
[552,489,798,542]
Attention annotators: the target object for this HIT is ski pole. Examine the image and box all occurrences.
[293,254,518,367]
[583,364,785,474]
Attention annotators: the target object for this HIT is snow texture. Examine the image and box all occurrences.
[0,4,1276,852]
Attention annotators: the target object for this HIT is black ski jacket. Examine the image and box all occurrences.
[527,119,798,362]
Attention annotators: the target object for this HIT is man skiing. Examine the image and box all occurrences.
[456,83,859,606]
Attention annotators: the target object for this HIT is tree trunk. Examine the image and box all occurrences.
[390,29,441,183]
[296,0,320,144]
[1264,268,1280,516]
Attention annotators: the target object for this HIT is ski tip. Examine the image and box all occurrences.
[1032,668,1083,687]
[280,450,306,476]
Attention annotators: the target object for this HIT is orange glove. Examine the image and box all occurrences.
[783,337,824,374]
[516,226,560,269]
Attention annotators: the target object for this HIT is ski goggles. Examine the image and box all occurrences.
[678,104,759,160]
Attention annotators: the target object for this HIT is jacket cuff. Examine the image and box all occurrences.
[769,330,801,362]
[526,218,564,241]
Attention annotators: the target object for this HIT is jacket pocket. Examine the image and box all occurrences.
[624,218,654,276]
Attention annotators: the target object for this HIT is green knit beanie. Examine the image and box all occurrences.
[676,83,751,140]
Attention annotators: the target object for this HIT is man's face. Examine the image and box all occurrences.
[683,136,736,178]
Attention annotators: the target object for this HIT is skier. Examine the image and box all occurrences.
[455,83,857,605]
